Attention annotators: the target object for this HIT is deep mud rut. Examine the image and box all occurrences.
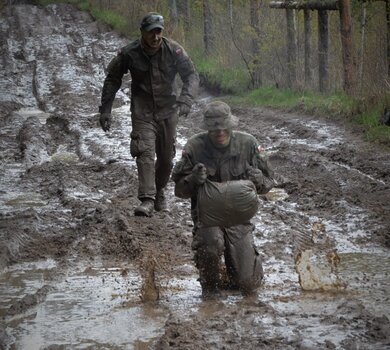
[0,3,389,350]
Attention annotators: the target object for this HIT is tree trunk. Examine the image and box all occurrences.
[169,0,179,29]
[387,0,390,79]
[228,0,254,86]
[304,9,312,86]
[339,0,356,95]
[286,8,297,88]
[250,0,262,87]
[359,1,367,93]
[179,0,191,35]
[228,0,233,23]
[203,0,214,56]
[318,10,329,93]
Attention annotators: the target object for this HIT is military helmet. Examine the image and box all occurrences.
[201,101,238,130]
[140,12,164,31]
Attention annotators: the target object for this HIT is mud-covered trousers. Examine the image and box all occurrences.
[192,223,263,293]
[130,115,178,200]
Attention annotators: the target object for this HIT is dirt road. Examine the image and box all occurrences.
[1,3,389,349]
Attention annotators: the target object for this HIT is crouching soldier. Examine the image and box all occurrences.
[171,101,275,298]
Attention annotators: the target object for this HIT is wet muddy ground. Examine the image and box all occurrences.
[0,3,389,350]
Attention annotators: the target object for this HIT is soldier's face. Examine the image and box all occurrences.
[208,129,231,148]
[142,28,163,48]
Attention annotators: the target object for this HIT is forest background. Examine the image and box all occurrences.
[2,0,389,145]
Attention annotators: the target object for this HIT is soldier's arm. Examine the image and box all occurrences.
[174,45,199,108]
[99,51,128,114]
[247,141,275,194]
[171,151,198,199]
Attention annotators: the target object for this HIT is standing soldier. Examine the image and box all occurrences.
[99,12,199,216]
[172,101,275,298]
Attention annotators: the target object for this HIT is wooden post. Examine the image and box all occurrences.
[270,1,338,10]
[304,9,312,86]
[286,8,297,88]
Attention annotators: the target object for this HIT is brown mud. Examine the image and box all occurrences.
[0,3,389,350]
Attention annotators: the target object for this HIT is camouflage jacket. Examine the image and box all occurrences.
[172,131,275,199]
[99,37,199,121]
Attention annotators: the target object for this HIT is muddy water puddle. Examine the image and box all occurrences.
[0,259,182,349]
[1,247,388,349]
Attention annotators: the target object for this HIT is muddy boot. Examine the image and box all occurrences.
[198,254,222,300]
[201,283,222,300]
[154,189,167,211]
[134,199,154,217]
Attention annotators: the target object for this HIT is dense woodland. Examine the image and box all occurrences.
[83,0,389,99]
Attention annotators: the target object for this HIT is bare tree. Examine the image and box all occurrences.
[228,0,255,87]
[339,0,356,95]
[203,0,214,55]
[318,10,329,93]
[169,0,178,29]
[358,1,367,93]
[286,8,297,88]
[387,0,390,79]
[304,9,312,86]
[250,0,263,87]
[179,0,191,35]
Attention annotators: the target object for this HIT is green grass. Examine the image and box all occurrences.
[226,86,358,119]
[192,51,251,94]
[225,86,390,147]
[89,7,127,33]
[357,108,390,145]
[37,0,127,33]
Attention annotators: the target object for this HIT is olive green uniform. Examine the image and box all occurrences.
[100,37,199,200]
[172,131,274,293]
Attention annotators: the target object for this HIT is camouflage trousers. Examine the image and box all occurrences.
[192,223,263,293]
[130,114,178,200]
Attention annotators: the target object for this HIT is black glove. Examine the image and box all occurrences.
[178,103,191,117]
[99,113,111,132]
[188,163,207,185]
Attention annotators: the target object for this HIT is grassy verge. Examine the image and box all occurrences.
[37,0,128,33]
[193,51,250,95]
[225,86,390,147]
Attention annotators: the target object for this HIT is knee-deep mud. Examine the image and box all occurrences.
[0,3,389,350]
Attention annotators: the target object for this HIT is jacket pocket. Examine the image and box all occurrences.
[229,161,246,178]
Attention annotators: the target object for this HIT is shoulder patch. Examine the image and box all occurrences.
[175,48,183,55]
[257,145,265,153]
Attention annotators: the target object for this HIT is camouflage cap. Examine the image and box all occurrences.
[201,101,238,130]
[140,12,164,31]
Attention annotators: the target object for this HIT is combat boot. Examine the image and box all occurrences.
[198,255,222,300]
[201,283,222,300]
[134,199,154,217]
[154,189,167,211]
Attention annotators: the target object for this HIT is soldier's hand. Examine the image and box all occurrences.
[191,163,207,185]
[99,113,111,132]
[178,103,191,117]
[246,166,274,194]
